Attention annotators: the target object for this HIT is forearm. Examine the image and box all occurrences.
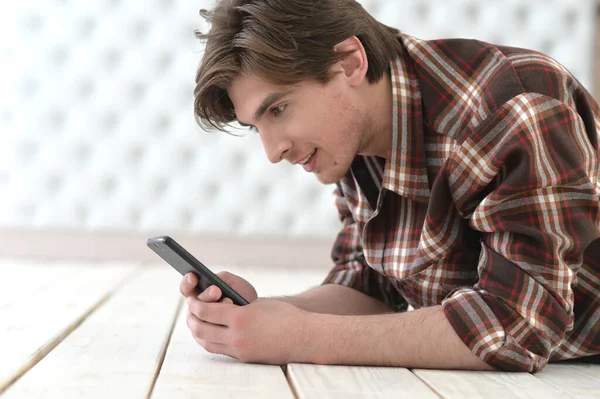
[272,283,393,315]
[300,304,495,370]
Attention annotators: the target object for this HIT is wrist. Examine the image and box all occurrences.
[290,309,315,363]
[292,311,342,365]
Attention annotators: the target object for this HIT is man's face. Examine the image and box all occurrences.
[227,72,370,184]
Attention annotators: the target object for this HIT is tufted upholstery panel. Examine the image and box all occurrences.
[0,0,595,239]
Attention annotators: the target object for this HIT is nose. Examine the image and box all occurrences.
[259,128,293,164]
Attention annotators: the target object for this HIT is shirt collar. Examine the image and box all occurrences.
[382,37,431,204]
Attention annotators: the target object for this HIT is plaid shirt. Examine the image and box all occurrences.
[324,34,600,372]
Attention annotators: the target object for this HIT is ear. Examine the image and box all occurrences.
[333,36,368,87]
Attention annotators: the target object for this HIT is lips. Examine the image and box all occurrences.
[299,149,316,165]
[301,149,317,172]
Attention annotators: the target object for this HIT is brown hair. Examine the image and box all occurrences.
[194,0,403,131]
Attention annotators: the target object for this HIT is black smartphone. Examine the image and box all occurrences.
[147,235,249,306]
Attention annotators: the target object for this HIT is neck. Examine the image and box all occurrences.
[357,71,394,159]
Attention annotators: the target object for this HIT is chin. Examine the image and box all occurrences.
[315,166,349,185]
[315,174,337,185]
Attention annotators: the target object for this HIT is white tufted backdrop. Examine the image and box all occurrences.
[0,0,596,239]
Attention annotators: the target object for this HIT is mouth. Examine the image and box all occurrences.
[298,149,317,166]
[299,149,317,173]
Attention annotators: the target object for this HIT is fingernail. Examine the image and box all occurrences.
[187,274,194,284]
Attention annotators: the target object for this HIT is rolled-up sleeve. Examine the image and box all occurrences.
[323,184,407,311]
[442,93,600,372]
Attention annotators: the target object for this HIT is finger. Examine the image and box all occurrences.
[187,296,234,325]
[192,335,234,357]
[186,309,228,344]
[179,273,198,297]
[216,271,234,282]
[220,297,233,304]
[198,285,222,302]
[186,321,228,355]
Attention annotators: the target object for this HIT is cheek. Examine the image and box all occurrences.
[287,112,321,141]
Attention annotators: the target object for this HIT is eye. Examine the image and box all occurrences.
[271,104,286,117]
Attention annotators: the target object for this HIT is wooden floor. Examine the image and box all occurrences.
[0,259,599,398]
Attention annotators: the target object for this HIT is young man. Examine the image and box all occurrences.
[180,0,600,372]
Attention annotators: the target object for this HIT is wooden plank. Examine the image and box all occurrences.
[224,266,325,298]
[413,369,575,399]
[149,302,295,399]
[535,362,600,398]
[0,260,137,395]
[0,259,55,306]
[287,364,440,399]
[1,267,181,398]
[150,266,324,399]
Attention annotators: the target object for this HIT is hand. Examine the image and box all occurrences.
[186,297,310,364]
[179,271,258,304]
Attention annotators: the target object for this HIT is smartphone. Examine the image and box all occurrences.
[147,235,249,306]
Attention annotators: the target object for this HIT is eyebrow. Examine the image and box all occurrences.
[238,90,293,127]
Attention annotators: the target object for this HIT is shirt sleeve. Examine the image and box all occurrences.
[323,184,408,311]
[441,93,600,372]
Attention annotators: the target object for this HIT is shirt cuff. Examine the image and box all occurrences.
[442,288,548,372]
